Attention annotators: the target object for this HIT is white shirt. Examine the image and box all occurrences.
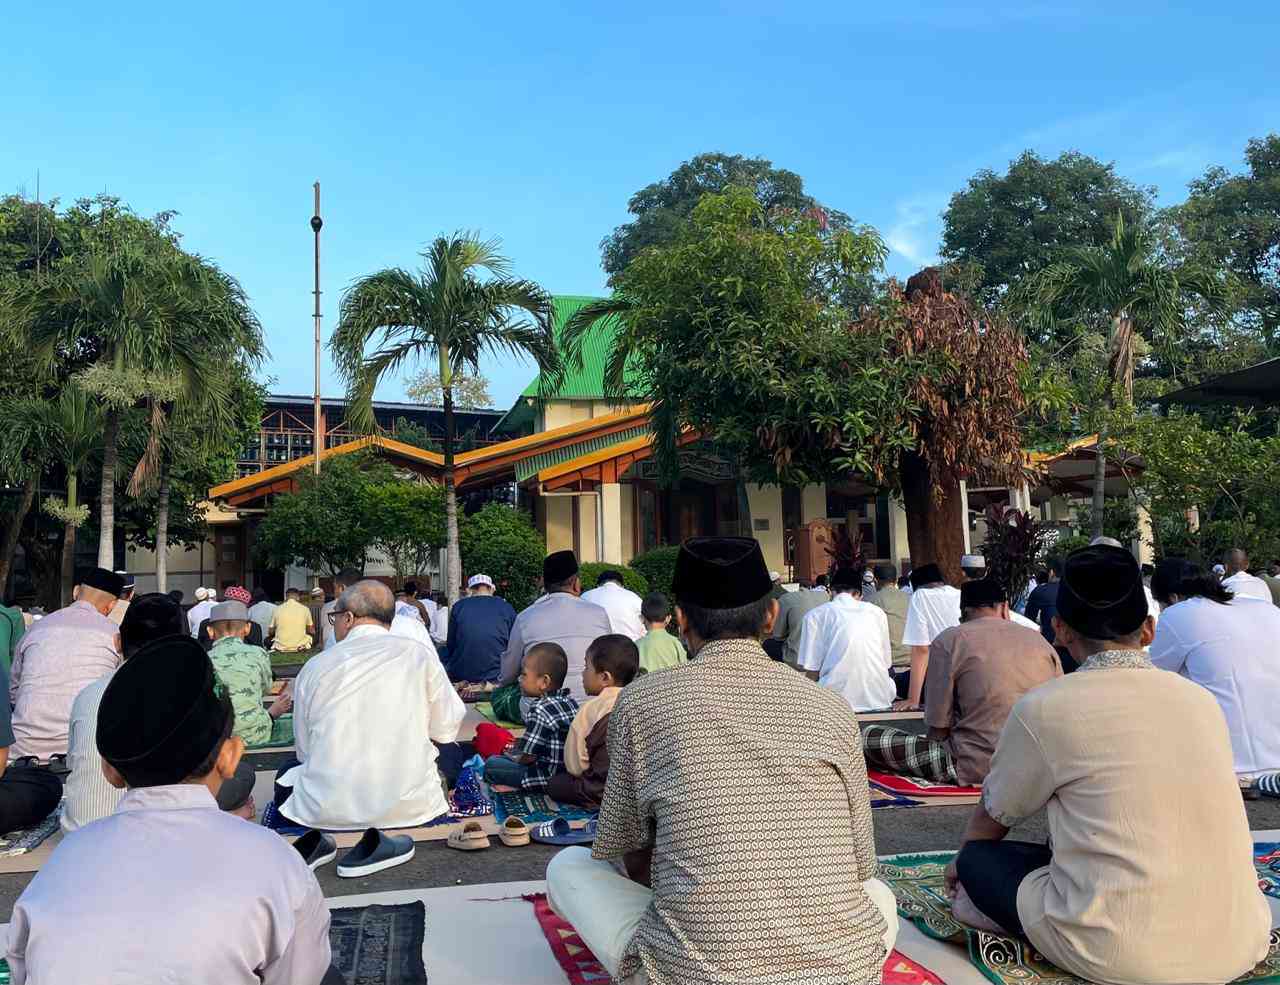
[796,594,896,712]
[1010,610,1041,632]
[187,600,214,637]
[430,604,449,643]
[248,601,277,641]
[1150,595,1280,775]
[580,582,646,641]
[901,584,962,647]
[8,784,331,985]
[61,675,121,833]
[279,623,464,829]
[320,599,338,651]
[395,597,437,625]
[1143,584,1161,629]
[1222,571,1273,603]
[390,612,434,648]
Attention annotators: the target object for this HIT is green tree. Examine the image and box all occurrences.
[941,150,1155,313]
[1018,213,1232,536]
[254,453,394,577]
[367,480,446,585]
[330,234,560,602]
[601,152,855,282]
[457,504,545,611]
[1168,134,1280,346]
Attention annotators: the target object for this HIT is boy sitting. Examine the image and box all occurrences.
[7,636,334,984]
[484,642,578,793]
[207,600,293,817]
[548,634,639,809]
[635,592,687,673]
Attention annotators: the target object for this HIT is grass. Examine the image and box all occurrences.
[270,647,318,670]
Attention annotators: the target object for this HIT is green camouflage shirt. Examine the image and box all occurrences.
[209,636,274,746]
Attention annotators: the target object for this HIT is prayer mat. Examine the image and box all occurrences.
[523,893,946,985]
[246,714,294,750]
[868,771,983,798]
[879,850,1280,985]
[328,901,427,985]
[491,789,596,826]
[872,792,925,809]
[0,806,60,856]
[475,701,524,729]
[0,958,8,984]
[1258,843,1280,900]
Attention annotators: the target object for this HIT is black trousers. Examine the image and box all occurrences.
[274,755,302,809]
[0,767,63,833]
[956,839,1052,939]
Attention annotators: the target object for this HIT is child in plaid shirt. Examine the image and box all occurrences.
[483,642,578,792]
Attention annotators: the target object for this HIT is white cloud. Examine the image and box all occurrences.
[885,197,944,271]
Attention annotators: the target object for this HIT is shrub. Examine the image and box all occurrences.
[629,546,681,599]
[579,562,648,597]
[458,504,545,611]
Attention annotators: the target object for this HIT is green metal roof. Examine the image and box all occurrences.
[494,296,643,435]
[513,425,650,482]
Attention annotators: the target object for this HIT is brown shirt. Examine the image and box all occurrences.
[592,638,886,985]
[924,616,1061,784]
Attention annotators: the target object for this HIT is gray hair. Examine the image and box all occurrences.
[339,579,395,626]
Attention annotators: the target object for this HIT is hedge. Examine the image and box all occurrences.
[629,546,681,599]
[458,504,545,611]
[579,562,649,597]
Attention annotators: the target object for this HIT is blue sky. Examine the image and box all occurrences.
[5,2,1277,409]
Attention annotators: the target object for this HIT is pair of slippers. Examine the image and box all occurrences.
[294,827,415,877]
[447,816,598,851]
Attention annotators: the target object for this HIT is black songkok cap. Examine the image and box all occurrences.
[672,537,773,609]
[960,578,1007,608]
[78,567,125,598]
[119,593,187,659]
[543,550,579,586]
[97,636,229,788]
[909,563,945,590]
[1057,545,1148,640]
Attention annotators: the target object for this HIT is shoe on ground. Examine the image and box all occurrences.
[499,817,530,847]
[336,828,415,877]
[446,820,491,851]
[293,830,338,870]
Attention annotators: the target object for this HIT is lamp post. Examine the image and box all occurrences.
[311,182,323,475]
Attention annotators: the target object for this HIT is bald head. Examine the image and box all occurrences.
[76,584,118,616]
[1226,548,1250,576]
[339,580,396,626]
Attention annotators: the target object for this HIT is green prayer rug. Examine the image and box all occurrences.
[474,701,523,729]
[246,713,294,749]
[878,850,1280,985]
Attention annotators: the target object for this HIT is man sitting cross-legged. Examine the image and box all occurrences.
[274,579,464,830]
[946,545,1271,985]
[8,636,335,984]
[547,537,898,985]
[863,578,1061,785]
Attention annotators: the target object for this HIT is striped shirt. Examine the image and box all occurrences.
[10,602,120,760]
[62,674,121,833]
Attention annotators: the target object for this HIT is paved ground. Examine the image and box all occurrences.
[0,798,1276,921]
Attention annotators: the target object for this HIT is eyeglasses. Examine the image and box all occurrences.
[326,609,353,626]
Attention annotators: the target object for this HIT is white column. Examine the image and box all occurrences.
[600,483,623,564]
[959,480,972,553]
[801,484,827,523]
[887,496,910,570]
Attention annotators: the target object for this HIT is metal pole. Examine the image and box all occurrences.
[311,183,323,475]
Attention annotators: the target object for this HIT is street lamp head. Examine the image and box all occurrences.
[310,215,323,233]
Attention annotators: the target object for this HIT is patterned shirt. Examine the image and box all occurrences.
[514,690,578,791]
[10,601,120,760]
[593,638,886,985]
[209,636,274,746]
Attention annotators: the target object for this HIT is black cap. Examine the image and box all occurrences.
[672,537,773,609]
[543,550,579,586]
[831,565,864,589]
[78,567,125,597]
[97,637,230,788]
[119,592,187,659]
[909,563,945,590]
[960,578,1006,608]
[1057,545,1148,640]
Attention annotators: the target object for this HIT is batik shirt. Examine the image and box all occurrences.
[514,690,578,791]
[593,638,888,985]
[209,636,273,747]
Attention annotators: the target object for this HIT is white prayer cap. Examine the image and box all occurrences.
[194,587,210,601]
[768,571,781,582]
[1212,563,1226,576]
[1089,536,1123,548]
[468,574,495,589]
[310,587,324,598]
[862,569,876,583]
[960,554,986,569]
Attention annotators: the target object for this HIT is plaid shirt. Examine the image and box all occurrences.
[515,690,578,791]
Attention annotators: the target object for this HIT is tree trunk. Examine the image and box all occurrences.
[0,473,39,600]
[60,522,77,608]
[899,450,966,585]
[1091,426,1108,539]
[97,410,119,568]
[443,382,462,605]
[155,455,171,592]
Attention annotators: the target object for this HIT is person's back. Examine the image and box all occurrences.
[769,587,828,666]
[0,602,25,673]
[444,593,516,682]
[869,582,909,669]
[989,661,1269,983]
[271,597,314,652]
[505,592,613,700]
[209,636,274,747]
[636,627,685,673]
[1024,579,1059,641]
[797,577,895,712]
[248,598,277,640]
[11,601,120,760]
[1151,593,1280,774]
[580,578,646,641]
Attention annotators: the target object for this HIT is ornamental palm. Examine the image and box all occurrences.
[1019,213,1231,536]
[330,234,559,602]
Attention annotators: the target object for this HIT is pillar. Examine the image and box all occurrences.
[578,494,599,562]
[601,483,624,564]
[801,484,827,523]
[959,480,972,553]
[887,495,911,570]
[1134,495,1154,564]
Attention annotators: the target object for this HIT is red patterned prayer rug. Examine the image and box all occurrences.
[868,770,983,797]
[524,893,945,984]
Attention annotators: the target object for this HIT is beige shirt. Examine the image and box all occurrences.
[870,585,911,668]
[982,650,1271,985]
[565,686,621,776]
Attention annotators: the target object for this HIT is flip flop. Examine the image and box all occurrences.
[499,817,530,847]
[530,817,597,846]
[446,820,491,851]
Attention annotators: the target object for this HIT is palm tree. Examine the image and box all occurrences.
[1020,213,1231,537]
[9,242,263,569]
[330,234,559,602]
